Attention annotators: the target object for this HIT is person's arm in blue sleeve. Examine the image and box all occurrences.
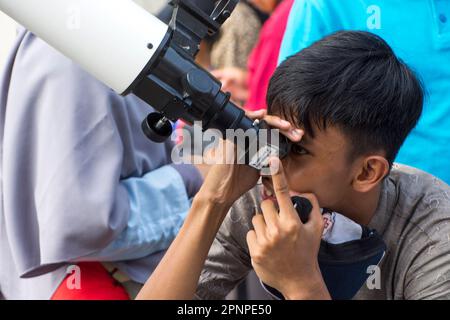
[1,29,203,276]
[278,0,334,65]
[84,163,203,262]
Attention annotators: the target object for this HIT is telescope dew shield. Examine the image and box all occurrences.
[0,0,169,94]
[0,0,286,170]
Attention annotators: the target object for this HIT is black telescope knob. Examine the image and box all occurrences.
[142,112,173,143]
[291,196,313,224]
[184,69,215,98]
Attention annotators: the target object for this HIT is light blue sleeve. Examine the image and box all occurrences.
[278,0,333,65]
[85,165,191,261]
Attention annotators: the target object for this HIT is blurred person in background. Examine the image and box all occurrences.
[209,1,262,71]
[201,0,263,107]
[212,0,293,110]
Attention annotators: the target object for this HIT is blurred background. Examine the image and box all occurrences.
[0,0,167,70]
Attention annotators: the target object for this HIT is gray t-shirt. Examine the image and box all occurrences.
[195,164,450,300]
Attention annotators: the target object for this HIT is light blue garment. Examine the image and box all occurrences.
[279,0,450,184]
[87,165,190,261]
[0,27,200,299]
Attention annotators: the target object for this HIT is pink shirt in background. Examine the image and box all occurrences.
[245,0,294,111]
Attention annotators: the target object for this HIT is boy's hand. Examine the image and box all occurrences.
[198,138,260,208]
[246,157,330,300]
[196,110,303,209]
[245,109,304,142]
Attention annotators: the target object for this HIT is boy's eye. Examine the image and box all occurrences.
[290,144,308,156]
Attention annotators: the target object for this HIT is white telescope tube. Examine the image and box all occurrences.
[0,0,169,94]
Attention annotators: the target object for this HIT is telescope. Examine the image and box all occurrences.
[0,0,289,169]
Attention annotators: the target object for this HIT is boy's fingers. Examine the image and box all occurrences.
[262,115,303,141]
[243,112,303,142]
[260,199,280,229]
[245,109,267,119]
[263,115,292,130]
[252,214,268,242]
[269,157,299,221]
[246,230,258,254]
[281,128,304,142]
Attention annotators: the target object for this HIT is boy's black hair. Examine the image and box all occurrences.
[267,31,424,165]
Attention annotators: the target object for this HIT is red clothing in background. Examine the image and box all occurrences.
[245,0,294,111]
[51,262,129,300]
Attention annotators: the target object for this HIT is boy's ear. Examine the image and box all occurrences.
[352,156,389,192]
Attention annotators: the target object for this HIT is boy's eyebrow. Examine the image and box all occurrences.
[292,140,315,156]
[299,134,312,146]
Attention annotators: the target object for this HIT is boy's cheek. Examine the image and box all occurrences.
[282,159,340,205]
[284,169,315,193]
[285,174,337,209]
